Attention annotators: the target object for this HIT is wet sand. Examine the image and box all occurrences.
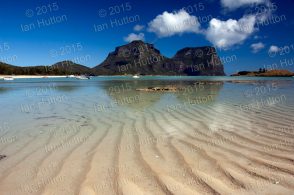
[0,78,293,195]
[0,103,293,195]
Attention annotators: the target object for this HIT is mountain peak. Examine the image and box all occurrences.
[93,42,225,76]
[52,60,77,66]
[129,40,145,44]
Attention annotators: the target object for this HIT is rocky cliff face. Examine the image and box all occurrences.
[93,41,179,75]
[172,47,225,76]
[93,41,225,76]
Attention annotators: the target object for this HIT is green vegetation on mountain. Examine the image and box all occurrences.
[1,41,226,76]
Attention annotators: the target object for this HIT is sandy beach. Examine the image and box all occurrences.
[0,78,293,195]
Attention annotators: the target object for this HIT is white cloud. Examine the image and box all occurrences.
[206,15,256,49]
[251,42,265,53]
[148,10,201,37]
[134,25,145,31]
[146,3,272,49]
[269,45,280,53]
[221,0,268,10]
[123,33,145,42]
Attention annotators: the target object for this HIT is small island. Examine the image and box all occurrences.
[231,68,294,77]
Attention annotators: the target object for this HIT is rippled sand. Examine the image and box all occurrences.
[0,78,293,195]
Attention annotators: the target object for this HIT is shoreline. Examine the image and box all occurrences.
[0,75,68,79]
[1,75,293,80]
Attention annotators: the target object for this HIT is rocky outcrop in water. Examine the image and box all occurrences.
[0,155,7,161]
[136,86,180,92]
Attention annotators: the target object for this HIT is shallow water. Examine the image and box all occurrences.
[0,76,294,195]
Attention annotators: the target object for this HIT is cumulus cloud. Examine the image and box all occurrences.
[221,0,268,10]
[133,25,145,31]
[148,10,201,37]
[206,15,256,49]
[147,3,272,49]
[206,0,273,49]
[123,33,145,42]
[268,45,280,53]
[251,42,265,53]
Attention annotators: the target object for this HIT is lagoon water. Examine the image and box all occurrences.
[0,76,294,195]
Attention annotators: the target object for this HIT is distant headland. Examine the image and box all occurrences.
[231,69,294,77]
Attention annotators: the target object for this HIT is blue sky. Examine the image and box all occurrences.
[0,0,293,74]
